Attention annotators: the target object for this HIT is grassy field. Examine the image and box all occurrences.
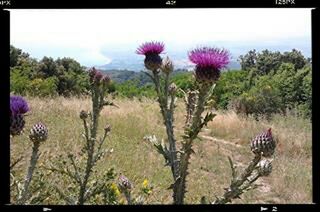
[10,96,312,204]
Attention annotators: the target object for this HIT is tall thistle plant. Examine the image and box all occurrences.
[16,122,48,204]
[49,68,117,205]
[211,128,276,204]
[10,95,49,204]
[138,42,230,204]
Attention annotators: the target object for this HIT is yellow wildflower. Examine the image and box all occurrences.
[142,179,149,188]
[110,183,121,197]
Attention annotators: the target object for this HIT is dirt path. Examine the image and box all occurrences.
[199,128,280,204]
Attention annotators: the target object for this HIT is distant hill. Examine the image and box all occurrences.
[101,69,152,85]
[100,69,193,86]
[98,68,241,86]
[97,60,240,72]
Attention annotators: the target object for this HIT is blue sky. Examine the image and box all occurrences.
[10,9,312,67]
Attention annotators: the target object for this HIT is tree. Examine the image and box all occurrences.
[256,50,282,75]
[37,57,59,78]
[272,63,300,110]
[238,49,257,71]
[281,49,307,70]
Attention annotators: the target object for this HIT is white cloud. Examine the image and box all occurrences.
[9,9,311,66]
[10,9,311,45]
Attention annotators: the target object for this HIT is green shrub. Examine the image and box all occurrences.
[115,80,156,99]
[10,69,30,95]
[229,75,283,120]
[28,77,58,97]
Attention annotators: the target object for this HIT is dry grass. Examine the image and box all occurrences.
[10,96,312,204]
[207,110,312,203]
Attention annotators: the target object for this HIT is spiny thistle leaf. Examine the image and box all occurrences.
[201,112,216,127]
[103,100,119,108]
[144,135,171,165]
[228,156,237,182]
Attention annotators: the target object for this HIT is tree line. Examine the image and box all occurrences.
[10,45,312,119]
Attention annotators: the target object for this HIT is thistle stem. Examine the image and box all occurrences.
[78,84,102,205]
[213,154,262,204]
[124,190,132,205]
[17,141,40,204]
[174,84,210,204]
[153,71,179,181]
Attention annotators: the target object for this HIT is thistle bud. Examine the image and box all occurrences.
[250,128,276,157]
[89,67,98,83]
[79,110,88,120]
[93,71,103,83]
[104,124,111,133]
[168,83,177,95]
[161,57,174,74]
[118,174,132,191]
[29,122,48,143]
[88,67,103,84]
[101,75,111,86]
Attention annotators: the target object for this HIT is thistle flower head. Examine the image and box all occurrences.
[94,71,103,83]
[188,47,230,82]
[10,95,29,116]
[10,114,26,136]
[10,95,29,136]
[89,67,98,81]
[104,124,111,133]
[101,74,111,86]
[29,122,48,143]
[136,41,165,71]
[251,128,276,157]
[136,41,165,55]
[79,110,88,120]
[118,174,132,191]
[89,67,104,84]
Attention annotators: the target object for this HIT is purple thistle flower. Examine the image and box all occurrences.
[188,47,230,82]
[93,71,103,82]
[136,41,165,71]
[136,41,165,55]
[88,67,104,84]
[10,95,29,136]
[89,67,98,82]
[10,95,29,116]
[101,74,111,86]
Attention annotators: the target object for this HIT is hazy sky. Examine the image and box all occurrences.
[10,9,312,66]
